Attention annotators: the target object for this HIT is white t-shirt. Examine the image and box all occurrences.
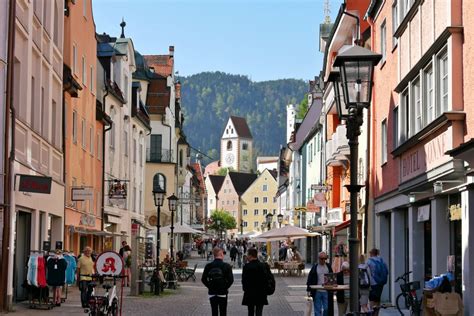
[316,264,329,285]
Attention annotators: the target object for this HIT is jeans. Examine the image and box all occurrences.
[313,291,328,316]
[247,305,263,316]
[210,295,227,316]
[79,280,92,307]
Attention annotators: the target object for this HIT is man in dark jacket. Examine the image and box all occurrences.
[202,247,234,316]
[306,251,333,316]
[242,248,271,316]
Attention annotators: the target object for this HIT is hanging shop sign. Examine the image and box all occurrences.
[313,192,327,207]
[95,251,124,276]
[148,215,158,226]
[18,174,52,194]
[417,204,430,222]
[449,204,462,221]
[80,214,96,227]
[107,179,128,199]
[311,184,330,191]
[327,207,343,224]
[72,187,94,201]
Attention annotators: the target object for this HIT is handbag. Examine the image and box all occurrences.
[305,295,313,316]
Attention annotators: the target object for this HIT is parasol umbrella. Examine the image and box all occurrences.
[257,225,317,240]
[161,223,203,234]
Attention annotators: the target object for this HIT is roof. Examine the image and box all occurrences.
[144,54,174,77]
[230,116,253,139]
[208,175,225,194]
[228,172,258,196]
[268,169,278,180]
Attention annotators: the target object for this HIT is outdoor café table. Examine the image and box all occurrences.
[310,284,350,316]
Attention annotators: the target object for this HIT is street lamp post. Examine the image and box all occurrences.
[277,214,284,228]
[167,193,179,261]
[152,186,166,295]
[216,219,221,239]
[331,44,381,313]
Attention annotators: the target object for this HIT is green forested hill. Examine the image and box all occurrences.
[180,72,307,163]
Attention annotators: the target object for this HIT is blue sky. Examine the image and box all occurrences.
[92,0,342,82]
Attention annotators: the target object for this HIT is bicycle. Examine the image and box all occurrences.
[82,274,123,316]
[395,271,422,316]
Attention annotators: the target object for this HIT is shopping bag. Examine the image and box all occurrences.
[305,296,313,316]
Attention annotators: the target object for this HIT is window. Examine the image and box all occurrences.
[412,78,422,133]
[273,197,277,203]
[52,100,58,147]
[150,134,162,161]
[232,200,235,205]
[392,1,398,48]
[273,209,276,214]
[123,75,129,101]
[439,52,449,113]
[139,142,143,166]
[380,20,387,62]
[381,119,387,164]
[262,185,268,192]
[133,138,137,163]
[82,56,86,86]
[90,66,94,92]
[152,173,166,192]
[242,143,248,150]
[243,221,248,228]
[254,197,259,203]
[243,209,248,215]
[227,140,232,151]
[90,126,94,155]
[263,209,267,215]
[72,111,77,143]
[254,209,258,215]
[83,0,87,16]
[31,76,37,131]
[110,122,115,149]
[263,197,268,203]
[82,119,86,149]
[393,106,399,149]
[424,66,434,124]
[53,1,59,46]
[401,90,409,142]
[41,88,49,140]
[72,44,77,74]
[254,221,259,228]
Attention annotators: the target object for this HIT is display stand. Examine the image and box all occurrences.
[27,250,52,310]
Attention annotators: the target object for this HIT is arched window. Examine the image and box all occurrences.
[153,173,166,192]
[227,140,232,151]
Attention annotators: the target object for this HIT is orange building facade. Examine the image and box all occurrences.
[63,0,104,255]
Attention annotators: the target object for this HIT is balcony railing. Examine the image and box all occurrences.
[146,148,173,163]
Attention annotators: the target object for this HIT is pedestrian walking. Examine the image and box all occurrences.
[367,248,389,316]
[336,262,350,316]
[202,247,234,316]
[237,244,244,268]
[242,248,274,316]
[358,254,372,313]
[306,251,333,316]
[77,246,95,309]
[206,239,214,261]
[123,245,132,287]
[230,244,238,267]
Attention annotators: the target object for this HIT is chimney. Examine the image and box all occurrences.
[169,46,175,57]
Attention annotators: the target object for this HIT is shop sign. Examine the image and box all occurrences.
[327,207,343,224]
[18,174,52,194]
[417,204,430,222]
[108,180,128,199]
[95,251,124,276]
[449,204,462,221]
[148,215,158,226]
[313,192,327,207]
[311,184,330,191]
[131,223,139,235]
[306,200,320,213]
[400,131,451,183]
[72,187,94,201]
[80,214,96,227]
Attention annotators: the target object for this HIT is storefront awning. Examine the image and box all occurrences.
[106,214,122,224]
[334,220,350,233]
[75,227,127,237]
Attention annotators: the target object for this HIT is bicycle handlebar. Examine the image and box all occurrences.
[395,271,412,282]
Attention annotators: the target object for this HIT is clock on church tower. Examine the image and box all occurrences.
[220,116,253,173]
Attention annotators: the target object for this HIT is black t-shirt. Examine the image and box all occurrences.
[46,257,68,286]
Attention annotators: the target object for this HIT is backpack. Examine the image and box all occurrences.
[369,258,388,285]
[359,268,371,289]
[264,264,276,295]
[207,266,227,292]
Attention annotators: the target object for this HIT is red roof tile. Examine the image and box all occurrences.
[230,116,253,139]
[144,55,173,77]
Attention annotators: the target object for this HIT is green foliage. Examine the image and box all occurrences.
[180,72,307,161]
[296,94,309,119]
[209,209,237,231]
[216,167,233,176]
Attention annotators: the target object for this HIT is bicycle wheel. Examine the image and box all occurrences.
[396,292,408,315]
[409,296,422,316]
[107,298,118,316]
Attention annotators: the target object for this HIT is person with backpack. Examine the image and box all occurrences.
[367,248,389,315]
[242,248,275,316]
[358,254,372,313]
[336,262,350,316]
[202,247,234,316]
[306,251,333,316]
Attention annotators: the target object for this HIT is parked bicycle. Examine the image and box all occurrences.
[82,274,123,316]
[395,271,422,316]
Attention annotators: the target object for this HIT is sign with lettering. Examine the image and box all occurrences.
[449,204,462,221]
[18,174,52,194]
[95,251,124,276]
[327,208,343,224]
[72,187,94,201]
[417,204,430,222]
[80,214,96,227]
[400,130,452,183]
[313,192,327,207]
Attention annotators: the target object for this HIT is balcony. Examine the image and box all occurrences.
[326,125,349,167]
[146,148,174,163]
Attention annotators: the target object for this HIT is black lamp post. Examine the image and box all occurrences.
[277,214,284,228]
[167,193,179,261]
[331,44,381,313]
[152,186,165,295]
[216,219,221,239]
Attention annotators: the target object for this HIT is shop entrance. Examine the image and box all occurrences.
[13,211,31,301]
[451,219,462,295]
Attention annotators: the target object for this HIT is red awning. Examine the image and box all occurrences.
[334,220,350,234]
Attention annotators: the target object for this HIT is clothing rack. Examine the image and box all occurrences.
[27,250,53,310]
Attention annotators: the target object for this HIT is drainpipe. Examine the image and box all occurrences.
[2,0,16,310]
[101,74,111,240]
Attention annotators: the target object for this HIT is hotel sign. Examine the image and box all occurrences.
[400,130,452,183]
[18,174,52,194]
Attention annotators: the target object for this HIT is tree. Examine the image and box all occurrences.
[296,94,309,119]
[215,167,234,176]
[208,209,237,231]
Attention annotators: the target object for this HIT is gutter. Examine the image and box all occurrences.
[101,72,111,236]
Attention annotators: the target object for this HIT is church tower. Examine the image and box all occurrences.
[220,116,253,173]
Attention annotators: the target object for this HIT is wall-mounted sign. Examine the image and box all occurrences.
[42,241,51,252]
[327,208,343,224]
[95,251,124,276]
[313,192,327,207]
[18,174,52,194]
[80,214,96,227]
[311,184,330,191]
[55,241,63,250]
[148,215,158,226]
[72,187,94,201]
[108,180,128,199]
[417,204,430,222]
[449,204,462,221]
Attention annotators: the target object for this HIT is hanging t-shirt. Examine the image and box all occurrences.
[64,254,77,285]
[27,254,38,287]
[46,256,68,286]
[37,256,47,288]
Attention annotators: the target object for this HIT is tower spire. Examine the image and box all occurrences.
[324,0,331,24]
[120,17,126,38]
